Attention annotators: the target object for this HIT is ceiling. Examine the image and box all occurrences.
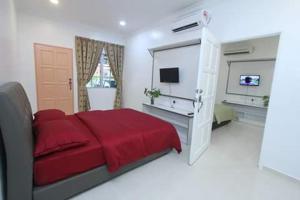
[15,0,200,34]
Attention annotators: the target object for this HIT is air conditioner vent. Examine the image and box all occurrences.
[223,46,254,56]
[172,22,199,33]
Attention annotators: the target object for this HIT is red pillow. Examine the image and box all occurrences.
[34,120,89,158]
[33,109,66,127]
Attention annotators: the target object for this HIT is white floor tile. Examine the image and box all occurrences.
[71,122,300,200]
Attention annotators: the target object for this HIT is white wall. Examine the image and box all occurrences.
[123,0,300,180]
[123,15,204,111]
[153,45,200,100]
[88,88,116,110]
[0,0,17,82]
[16,13,126,112]
[216,36,279,105]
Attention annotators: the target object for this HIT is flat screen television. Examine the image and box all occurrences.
[160,68,179,83]
[240,75,260,86]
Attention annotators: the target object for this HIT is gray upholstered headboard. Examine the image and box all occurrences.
[0,82,33,200]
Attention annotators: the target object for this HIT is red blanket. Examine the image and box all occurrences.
[77,109,181,172]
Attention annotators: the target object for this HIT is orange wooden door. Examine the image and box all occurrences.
[34,44,74,114]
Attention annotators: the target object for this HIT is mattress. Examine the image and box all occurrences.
[34,115,106,186]
[77,109,182,172]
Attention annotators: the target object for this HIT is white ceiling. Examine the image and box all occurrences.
[14,0,200,34]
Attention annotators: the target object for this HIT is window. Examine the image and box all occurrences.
[86,50,116,88]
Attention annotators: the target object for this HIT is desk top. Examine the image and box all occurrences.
[222,100,268,109]
[143,103,194,118]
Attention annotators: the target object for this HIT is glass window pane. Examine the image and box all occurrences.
[86,49,116,88]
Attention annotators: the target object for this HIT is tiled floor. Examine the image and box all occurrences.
[72,122,300,200]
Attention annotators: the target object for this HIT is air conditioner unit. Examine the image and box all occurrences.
[172,12,203,33]
[223,45,254,55]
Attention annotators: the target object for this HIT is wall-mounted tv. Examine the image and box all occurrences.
[160,68,179,83]
[240,75,260,86]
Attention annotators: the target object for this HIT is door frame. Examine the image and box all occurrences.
[216,32,281,169]
[34,43,74,113]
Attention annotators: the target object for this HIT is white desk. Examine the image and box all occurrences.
[222,100,268,126]
[142,103,193,145]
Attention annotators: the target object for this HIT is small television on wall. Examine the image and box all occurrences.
[240,75,260,86]
[160,68,179,83]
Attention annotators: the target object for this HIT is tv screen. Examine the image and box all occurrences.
[240,75,260,86]
[160,68,179,83]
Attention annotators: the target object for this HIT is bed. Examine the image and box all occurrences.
[0,82,181,200]
[212,104,236,130]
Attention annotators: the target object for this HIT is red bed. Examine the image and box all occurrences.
[34,109,181,186]
[34,115,106,186]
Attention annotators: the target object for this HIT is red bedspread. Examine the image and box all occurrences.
[77,109,181,172]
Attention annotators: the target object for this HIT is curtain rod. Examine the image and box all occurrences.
[75,36,125,47]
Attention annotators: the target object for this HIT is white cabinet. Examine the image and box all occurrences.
[142,103,193,145]
[223,100,267,126]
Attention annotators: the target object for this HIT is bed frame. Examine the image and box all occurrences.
[0,82,171,200]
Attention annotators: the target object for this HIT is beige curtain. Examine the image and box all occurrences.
[105,44,124,109]
[75,36,105,112]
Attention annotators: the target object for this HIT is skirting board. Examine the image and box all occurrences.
[259,165,300,183]
[236,118,265,127]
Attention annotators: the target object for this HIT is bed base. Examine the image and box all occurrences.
[34,149,171,200]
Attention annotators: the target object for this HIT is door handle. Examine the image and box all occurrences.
[194,89,204,111]
[198,95,202,102]
[195,89,203,95]
[193,96,199,108]
[197,95,204,113]
[198,101,204,112]
[69,78,72,90]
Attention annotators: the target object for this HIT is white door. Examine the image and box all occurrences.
[189,28,221,165]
